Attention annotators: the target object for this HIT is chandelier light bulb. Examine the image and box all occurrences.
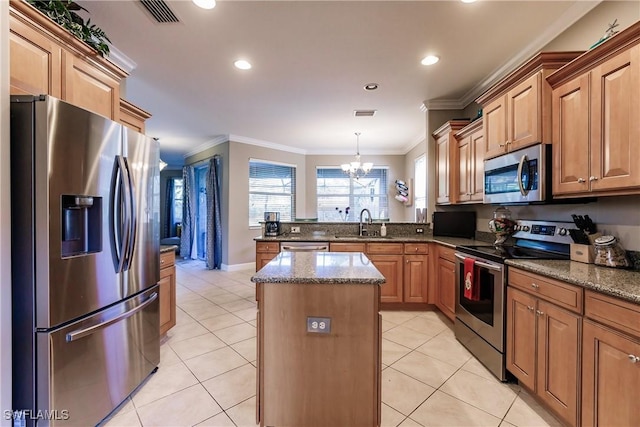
[342,133,373,180]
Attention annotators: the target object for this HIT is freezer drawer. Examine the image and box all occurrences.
[24,287,159,427]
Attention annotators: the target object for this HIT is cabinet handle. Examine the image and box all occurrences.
[161,259,165,264]
[577,178,586,183]
[531,283,539,289]
[589,176,599,182]
[527,305,534,311]
[536,310,545,317]
[629,355,640,363]
[406,259,409,264]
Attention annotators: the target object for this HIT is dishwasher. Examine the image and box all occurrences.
[280,241,329,252]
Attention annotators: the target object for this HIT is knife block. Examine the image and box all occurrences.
[570,244,595,264]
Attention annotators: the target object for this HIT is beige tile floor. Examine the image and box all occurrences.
[102,260,564,427]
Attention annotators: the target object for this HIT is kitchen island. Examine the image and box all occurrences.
[251,251,385,427]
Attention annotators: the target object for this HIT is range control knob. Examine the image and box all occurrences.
[523,226,531,232]
[559,228,568,236]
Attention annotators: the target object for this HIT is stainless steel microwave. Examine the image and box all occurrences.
[483,143,551,204]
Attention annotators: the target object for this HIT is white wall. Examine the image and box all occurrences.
[403,140,427,222]
[1,1,11,424]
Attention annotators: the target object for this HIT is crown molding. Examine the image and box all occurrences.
[108,45,137,74]
[229,134,307,155]
[183,135,228,158]
[425,0,601,110]
[401,134,426,155]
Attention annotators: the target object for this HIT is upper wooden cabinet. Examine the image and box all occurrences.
[454,119,484,204]
[432,120,470,205]
[549,23,640,198]
[477,52,583,161]
[9,0,150,128]
[120,99,152,134]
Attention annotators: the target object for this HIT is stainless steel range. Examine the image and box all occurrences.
[454,220,574,381]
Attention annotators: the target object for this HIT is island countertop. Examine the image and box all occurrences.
[251,251,386,285]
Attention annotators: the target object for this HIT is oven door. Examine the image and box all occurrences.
[483,143,547,204]
[454,253,505,352]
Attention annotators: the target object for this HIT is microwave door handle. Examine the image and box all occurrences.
[516,154,529,196]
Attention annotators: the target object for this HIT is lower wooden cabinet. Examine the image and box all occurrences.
[582,291,640,427]
[435,245,456,321]
[368,254,404,303]
[159,250,176,335]
[506,286,581,426]
[403,248,429,303]
[255,242,280,271]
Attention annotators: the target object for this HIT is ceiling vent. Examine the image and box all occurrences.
[353,110,377,117]
[139,0,180,23]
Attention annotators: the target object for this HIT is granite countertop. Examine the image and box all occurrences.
[160,244,178,254]
[251,252,386,285]
[506,259,640,304]
[254,234,487,248]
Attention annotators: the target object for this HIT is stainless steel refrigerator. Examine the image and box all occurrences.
[10,95,160,426]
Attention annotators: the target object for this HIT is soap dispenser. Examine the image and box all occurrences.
[380,223,387,237]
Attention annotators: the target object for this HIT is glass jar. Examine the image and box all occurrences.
[488,206,516,245]
[593,235,630,268]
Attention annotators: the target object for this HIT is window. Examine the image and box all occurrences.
[414,155,426,220]
[249,159,296,226]
[172,178,183,226]
[316,167,389,222]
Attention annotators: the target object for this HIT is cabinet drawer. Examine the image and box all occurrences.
[330,242,366,252]
[404,243,428,254]
[585,291,640,337]
[508,268,583,313]
[437,245,456,262]
[367,243,403,255]
[160,250,175,269]
[256,242,280,253]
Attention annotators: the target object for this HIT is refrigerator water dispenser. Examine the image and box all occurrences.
[61,195,102,257]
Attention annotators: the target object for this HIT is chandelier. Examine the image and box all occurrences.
[341,132,373,179]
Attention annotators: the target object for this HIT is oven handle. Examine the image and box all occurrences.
[516,154,530,196]
[455,253,503,272]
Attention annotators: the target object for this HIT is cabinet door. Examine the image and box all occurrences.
[469,129,485,202]
[435,133,451,204]
[506,287,536,390]
[582,320,640,427]
[483,96,507,160]
[369,255,403,303]
[536,300,580,427]
[508,73,541,151]
[9,15,62,97]
[403,254,428,303]
[590,45,640,192]
[435,257,455,321]
[62,52,120,120]
[256,253,278,271]
[159,265,176,335]
[457,135,471,203]
[552,73,591,195]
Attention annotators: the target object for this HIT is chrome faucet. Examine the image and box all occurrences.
[359,208,372,236]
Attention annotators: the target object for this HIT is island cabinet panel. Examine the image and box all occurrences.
[258,283,380,427]
[9,14,62,97]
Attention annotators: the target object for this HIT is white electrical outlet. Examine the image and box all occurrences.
[291,226,301,233]
[307,317,331,334]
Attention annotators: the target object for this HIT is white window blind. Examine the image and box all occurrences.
[249,159,296,226]
[414,155,426,219]
[316,167,389,222]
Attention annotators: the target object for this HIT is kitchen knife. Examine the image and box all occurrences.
[569,229,591,245]
[583,215,597,233]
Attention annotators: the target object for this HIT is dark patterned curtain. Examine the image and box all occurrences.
[180,166,197,259]
[206,156,222,269]
[164,178,175,238]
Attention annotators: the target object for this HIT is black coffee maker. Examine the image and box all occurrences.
[264,212,280,237]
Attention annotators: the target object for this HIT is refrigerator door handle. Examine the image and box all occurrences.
[110,156,127,273]
[122,156,137,271]
[65,292,158,342]
[118,155,133,272]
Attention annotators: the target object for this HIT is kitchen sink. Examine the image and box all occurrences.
[333,235,394,240]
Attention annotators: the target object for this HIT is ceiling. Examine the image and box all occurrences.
[78,0,599,166]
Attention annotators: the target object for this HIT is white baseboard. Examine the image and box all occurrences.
[221,262,255,272]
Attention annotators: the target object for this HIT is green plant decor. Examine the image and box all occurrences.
[27,0,111,56]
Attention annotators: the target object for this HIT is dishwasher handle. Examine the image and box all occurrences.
[281,244,329,252]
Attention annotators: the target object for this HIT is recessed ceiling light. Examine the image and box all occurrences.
[421,55,440,66]
[461,0,477,3]
[193,0,216,9]
[364,83,379,91]
[234,60,252,70]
